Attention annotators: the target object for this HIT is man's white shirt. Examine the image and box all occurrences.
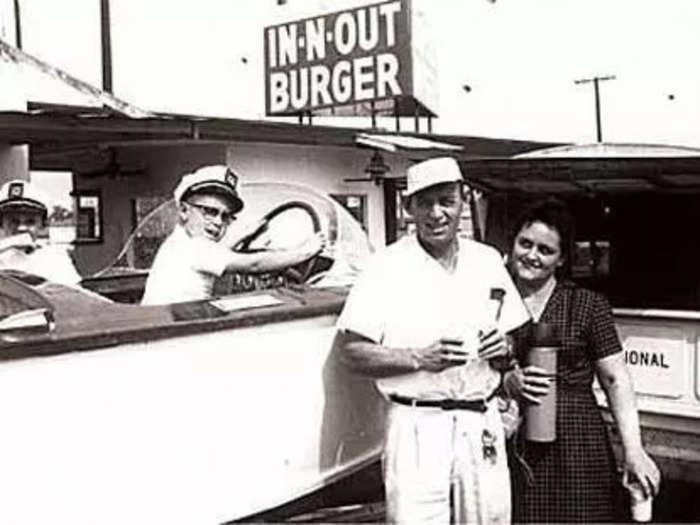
[141,225,232,305]
[0,244,82,287]
[337,235,530,400]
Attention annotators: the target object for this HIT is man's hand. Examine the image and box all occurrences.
[0,232,38,254]
[477,326,509,360]
[412,339,470,372]
[298,231,326,259]
[503,365,551,404]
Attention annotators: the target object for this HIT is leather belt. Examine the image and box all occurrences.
[389,393,494,413]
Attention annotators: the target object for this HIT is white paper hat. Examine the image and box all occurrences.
[405,157,463,197]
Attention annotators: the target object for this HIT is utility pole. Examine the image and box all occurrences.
[574,75,616,142]
[13,0,21,48]
[100,0,113,93]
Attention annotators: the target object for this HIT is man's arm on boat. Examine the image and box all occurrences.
[0,233,36,255]
[339,329,469,378]
[221,232,324,274]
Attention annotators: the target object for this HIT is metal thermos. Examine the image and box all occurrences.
[524,322,560,442]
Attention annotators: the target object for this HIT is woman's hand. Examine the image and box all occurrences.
[596,353,661,499]
[623,448,661,499]
[503,365,551,404]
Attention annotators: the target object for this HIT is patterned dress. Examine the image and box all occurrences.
[511,280,624,523]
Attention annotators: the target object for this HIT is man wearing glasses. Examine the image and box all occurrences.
[141,165,324,305]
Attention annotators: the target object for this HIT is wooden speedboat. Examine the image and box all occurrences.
[0,183,385,524]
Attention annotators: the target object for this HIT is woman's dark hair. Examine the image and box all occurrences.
[510,197,575,264]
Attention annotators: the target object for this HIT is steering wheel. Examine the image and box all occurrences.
[235,200,324,284]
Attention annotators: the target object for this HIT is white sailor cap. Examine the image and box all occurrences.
[173,165,244,213]
[405,157,463,197]
[0,179,48,214]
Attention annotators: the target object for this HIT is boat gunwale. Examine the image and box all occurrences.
[0,285,348,362]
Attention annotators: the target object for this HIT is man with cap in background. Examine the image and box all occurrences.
[0,179,82,286]
[141,164,324,305]
[337,156,529,524]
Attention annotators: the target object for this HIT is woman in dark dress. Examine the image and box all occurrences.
[503,199,660,523]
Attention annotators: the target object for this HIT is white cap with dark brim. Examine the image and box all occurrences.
[174,165,244,213]
[0,179,48,213]
[405,157,463,197]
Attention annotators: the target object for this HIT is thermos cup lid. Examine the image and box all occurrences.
[529,322,561,346]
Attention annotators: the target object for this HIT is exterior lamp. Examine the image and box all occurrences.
[364,151,390,185]
[344,150,391,184]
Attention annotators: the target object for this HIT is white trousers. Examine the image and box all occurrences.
[383,399,510,525]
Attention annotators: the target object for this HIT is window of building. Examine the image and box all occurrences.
[331,193,367,231]
[73,191,102,243]
[572,240,611,279]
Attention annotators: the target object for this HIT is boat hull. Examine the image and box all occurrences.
[0,313,385,524]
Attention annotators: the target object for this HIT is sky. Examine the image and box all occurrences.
[31,171,73,209]
[10,0,700,148]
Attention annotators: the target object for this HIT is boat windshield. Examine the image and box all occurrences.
[92,182,373,299]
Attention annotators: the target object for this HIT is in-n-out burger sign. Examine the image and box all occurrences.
[264,0,436,116]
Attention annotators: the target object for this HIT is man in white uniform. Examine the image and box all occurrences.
[337,157,529,524]
[0,179,82,286]
[141,164,323,305]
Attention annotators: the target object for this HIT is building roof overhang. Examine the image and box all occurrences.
[1,37,557,172]
[461,143,700,194]
[0,107,556,171]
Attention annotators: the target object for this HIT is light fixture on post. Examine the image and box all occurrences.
[344,151,391,185]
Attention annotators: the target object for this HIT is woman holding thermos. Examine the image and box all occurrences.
[502,198,661,523]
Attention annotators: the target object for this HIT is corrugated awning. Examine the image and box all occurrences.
[355,133,463,153]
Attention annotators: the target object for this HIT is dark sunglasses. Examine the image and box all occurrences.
[186,201,236,224]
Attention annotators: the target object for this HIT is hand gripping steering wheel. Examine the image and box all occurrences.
[236,200,324,284]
